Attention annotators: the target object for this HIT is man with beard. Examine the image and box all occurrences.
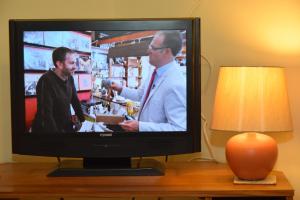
[32,47,84,133]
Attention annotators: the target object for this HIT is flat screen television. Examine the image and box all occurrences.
[9,18,201,176]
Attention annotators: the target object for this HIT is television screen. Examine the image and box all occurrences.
[10,18,201,176]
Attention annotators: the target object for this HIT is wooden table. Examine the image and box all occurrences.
[0,161,294,199]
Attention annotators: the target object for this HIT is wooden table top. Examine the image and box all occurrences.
[0,161,294,198]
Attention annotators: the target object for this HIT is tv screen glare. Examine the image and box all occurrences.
[10,18,201,175]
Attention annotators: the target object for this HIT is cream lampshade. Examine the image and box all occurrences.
[211,66,292,181]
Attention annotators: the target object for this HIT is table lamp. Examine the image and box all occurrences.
[211,66,292,181]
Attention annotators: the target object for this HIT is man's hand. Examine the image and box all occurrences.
[74,121,82,131]
[72,115,83,131]
[119,120,139,132]
[111,82,123,94]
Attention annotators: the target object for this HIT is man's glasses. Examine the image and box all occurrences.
[148,45,168,51]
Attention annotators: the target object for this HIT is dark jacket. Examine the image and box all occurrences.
[32,70,84,133]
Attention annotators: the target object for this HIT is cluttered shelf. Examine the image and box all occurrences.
[79,94,138,132]
[82,94,127,107]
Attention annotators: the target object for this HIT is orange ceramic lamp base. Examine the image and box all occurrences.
[226,132,278,181]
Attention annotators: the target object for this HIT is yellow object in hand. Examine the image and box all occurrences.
[126,101,134,116]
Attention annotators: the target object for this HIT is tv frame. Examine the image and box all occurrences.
[9,18,201,173]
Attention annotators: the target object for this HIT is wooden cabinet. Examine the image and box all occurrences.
[0,161,294,199]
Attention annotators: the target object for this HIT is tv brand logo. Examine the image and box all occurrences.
[99,133,113,137]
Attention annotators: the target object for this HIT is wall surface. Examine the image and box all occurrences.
[1,0,300,199]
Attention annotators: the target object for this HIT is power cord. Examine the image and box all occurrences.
[200,55,217,162]
[189,54,217,163]
[156,155,168,200]
[136,156,143,168]
[200,113,217,162]
[56,157,64,200]
[188,0,201,17]
[132,157,144,200]
[200,54,212,95]
[134,156,167,200]
[56,156,62,167]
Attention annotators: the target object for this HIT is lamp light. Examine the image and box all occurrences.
[211,66,292,181]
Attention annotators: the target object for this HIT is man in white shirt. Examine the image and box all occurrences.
[111,30,186,132]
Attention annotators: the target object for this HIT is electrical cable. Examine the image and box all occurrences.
[190,54,217,162]
[200,54,212,95]
[56,157,64,200]
[188,0,217,163]
[188,0,201,17]
[201,113,217,162]
[56,156,62,167]
[137,157,142,168]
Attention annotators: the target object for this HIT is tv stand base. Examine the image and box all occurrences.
[47,158,165,176]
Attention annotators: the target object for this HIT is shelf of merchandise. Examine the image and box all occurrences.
[108,57,142,89]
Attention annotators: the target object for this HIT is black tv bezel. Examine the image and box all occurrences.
[9,18,201,158]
